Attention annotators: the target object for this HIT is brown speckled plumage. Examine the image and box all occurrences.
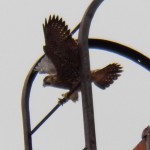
[40,15,123,101]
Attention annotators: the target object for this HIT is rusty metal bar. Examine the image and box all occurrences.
[142,126,150,150]
[146,135,150,150]
[78,0,104,150]
[133,126,150,150]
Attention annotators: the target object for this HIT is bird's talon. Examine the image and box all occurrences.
[58,98,63,105]
[61,92,69,99]
[58,98,68,105]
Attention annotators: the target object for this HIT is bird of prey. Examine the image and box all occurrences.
[35,15,123,102]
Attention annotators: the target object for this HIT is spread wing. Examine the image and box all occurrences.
[43,15,80,81]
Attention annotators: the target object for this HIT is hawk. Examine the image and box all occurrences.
[35,15,123,102]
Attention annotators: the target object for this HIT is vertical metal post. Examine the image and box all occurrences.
[78,0,104,150]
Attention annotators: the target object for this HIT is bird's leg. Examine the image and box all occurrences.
[58,91,75,105]
[57,92,70,105]
[58,97,68,105]
[62,91,78,102]
[61,92,69,98]
[57,83,80,105]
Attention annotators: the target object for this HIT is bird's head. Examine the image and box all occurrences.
[43,75,58,87]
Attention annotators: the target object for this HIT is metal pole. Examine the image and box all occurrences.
[78,0,104,150]
[22,56,44,150]
[21,70,35,150]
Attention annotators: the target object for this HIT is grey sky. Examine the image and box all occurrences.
[0,0,150,149]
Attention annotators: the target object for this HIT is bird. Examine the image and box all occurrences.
[35,15,123,102]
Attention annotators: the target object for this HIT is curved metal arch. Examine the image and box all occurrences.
[89,39,150,71]
[21,38,150,150]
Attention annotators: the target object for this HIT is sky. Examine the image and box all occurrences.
[0,0,150,150]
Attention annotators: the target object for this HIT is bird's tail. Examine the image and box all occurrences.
[91,63,123,89]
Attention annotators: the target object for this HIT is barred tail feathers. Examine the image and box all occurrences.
[91,63,123,89]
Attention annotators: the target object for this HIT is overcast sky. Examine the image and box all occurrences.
[1,0,150,150]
